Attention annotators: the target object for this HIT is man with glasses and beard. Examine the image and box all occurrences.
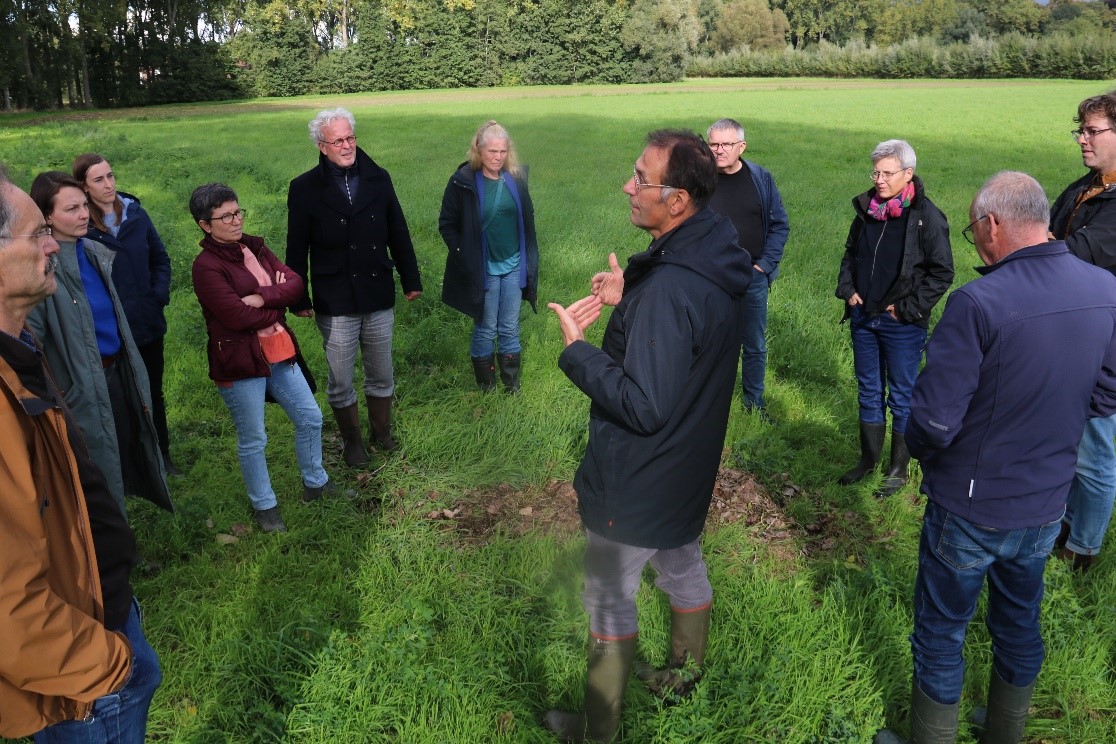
[286,107,422,467]
[1049,90,1116,572]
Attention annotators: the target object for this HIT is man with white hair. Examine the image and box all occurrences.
[875,171,1116,744]
[286,107,422,466]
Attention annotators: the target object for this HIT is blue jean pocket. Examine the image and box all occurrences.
[935,512,997,571]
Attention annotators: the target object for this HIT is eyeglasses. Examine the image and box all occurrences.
[871,168,909,180]
[320,135,357,149]
[208,209,246,225]
[632,169,676,192]
[1072,127,1112,141]
[709,141,742,151]
[0,226,53,245]
[962,214,988,245]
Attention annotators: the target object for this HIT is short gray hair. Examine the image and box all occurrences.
[972,171,1049,228]
[309,107,356,144]
[871,139,916,170]
[707,118,746,142]
[709,118,745,141]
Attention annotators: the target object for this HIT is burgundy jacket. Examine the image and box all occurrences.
[191,234,306,383]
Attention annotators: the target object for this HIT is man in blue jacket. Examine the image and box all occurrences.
[875,172,1116,744]
[706,118,790,421]
[544,130,751,742]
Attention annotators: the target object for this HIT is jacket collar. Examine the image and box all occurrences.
[975,240,1069,276]
[199,233,267,261]
[315,147,383,214]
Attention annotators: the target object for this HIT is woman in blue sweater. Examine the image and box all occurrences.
[73,154,179,476]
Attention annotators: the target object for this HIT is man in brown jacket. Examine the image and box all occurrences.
[0,172,159,740]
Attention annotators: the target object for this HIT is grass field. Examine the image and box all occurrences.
[2,79,1115,743]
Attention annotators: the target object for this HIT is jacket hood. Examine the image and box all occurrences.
[852,174,927,217]
[640,207,753,298]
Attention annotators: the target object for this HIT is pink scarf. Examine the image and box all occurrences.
[241,245,294,362]
[867,181,915,221]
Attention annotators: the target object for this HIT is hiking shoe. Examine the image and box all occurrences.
[303,478,356,503]
[254,506,287,533]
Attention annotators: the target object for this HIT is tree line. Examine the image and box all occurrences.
[3,0,1115,110]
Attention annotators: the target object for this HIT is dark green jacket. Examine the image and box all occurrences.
[26,237,172,515]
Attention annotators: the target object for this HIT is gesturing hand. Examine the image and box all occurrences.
[591,252,624,306]
[548,294,603,347]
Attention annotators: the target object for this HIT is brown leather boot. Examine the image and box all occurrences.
[331,404,369,467]
[366,394,399,452]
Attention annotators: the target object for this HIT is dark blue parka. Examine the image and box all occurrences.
[84,193,171,347]
[908,242,1116,529]
[438,162,539,321]
[558,208,752,549]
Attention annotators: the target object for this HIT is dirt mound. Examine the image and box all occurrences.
[421,468,870,566]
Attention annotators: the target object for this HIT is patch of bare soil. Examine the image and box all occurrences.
[420,468,882,565]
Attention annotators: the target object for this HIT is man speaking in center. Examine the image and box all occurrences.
[545,130,751,742]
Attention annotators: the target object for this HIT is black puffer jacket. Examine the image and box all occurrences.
[1050,171,1116,273]
[835,176,954,328]
[558,208,751,549]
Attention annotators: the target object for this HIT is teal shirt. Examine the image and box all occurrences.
[482,175,521,275]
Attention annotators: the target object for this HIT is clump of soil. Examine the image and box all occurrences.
[420,468,869,565]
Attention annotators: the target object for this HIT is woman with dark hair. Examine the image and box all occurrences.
[27,171,172,518]
[439,120,539,393]
[73,153,178,475]
[835,139,954,497]
[190,182,338,533]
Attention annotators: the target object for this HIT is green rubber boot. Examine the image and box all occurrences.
[544,635,636,742]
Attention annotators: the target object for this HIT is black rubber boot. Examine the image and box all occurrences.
[497,352,521,394]
[875,432,911,498]
[970,668,1035,744]
[544,635,636,742]
[366,394,399,452]
[634,604,710,701]
[909,682,959,744]
[471,354,496,392]
[838,421,886,485]
[331,403,370,467]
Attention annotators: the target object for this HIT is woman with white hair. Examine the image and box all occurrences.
[439,120,539,393]
[835,139,954,497]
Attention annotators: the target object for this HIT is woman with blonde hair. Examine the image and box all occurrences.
[439,120,539,392]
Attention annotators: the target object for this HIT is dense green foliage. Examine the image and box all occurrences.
[4,0,1116,110]
[688,31,1116,80]
[2,79,1116,742]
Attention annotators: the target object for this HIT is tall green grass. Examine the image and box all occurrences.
[2,80,1114,742]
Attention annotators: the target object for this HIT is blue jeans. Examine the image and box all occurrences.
[581,529,712,639]
[470,270,522,357]
[1064,413,1116,555]
[850,305,927,434]
[217,360,327,511]
[316,311,395,406]
[740,272,769,409]
[34,599,161,744]
[910,501,1061,705]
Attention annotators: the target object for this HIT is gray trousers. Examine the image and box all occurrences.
[316,310,395,406]
[582,528,712,639]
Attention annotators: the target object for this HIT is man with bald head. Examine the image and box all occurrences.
[875,171,1116,744]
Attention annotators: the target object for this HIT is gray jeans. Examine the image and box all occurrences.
[316,310,395,406]
[581,529,712,639]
